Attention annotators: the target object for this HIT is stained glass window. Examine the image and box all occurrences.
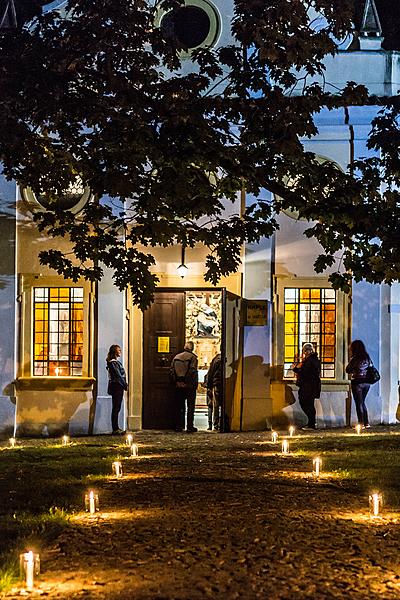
[284,288,336,379]
[33,287,83,376]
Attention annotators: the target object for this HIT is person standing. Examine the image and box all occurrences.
[206,353,222,431]
[106,344,128,434]
[292,343,321,430]
[170,341,198,433]
[346,339,371,429]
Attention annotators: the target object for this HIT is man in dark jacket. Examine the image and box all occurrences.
[206,353,222,431]
[170,341,198,432]
[292,343,321,430]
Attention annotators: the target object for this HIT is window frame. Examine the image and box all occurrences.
[274,276,349,383]
[33,286,84,377]
[283,287,337,379]
[17,275,94,381]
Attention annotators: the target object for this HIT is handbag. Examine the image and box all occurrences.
[365,363,380,384]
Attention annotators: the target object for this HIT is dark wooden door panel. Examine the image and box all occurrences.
[143,292,185,429]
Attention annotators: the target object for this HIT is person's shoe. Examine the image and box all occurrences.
[363,424,371,429]
[175,428,183,432]
[186,427,198,433]
[301,426,316,431]
[112,429,124,435]
[207,427,212,431]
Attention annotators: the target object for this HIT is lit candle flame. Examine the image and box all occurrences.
[313,457,322,477]
[369,492,382,517]
[281,439,289,454]
[24,551,34,590]
[112,461,123,478]
[131,443,139,457]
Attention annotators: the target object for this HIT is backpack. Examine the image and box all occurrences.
[170,358,191,389]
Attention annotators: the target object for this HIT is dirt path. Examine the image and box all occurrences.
[5,432,400,599]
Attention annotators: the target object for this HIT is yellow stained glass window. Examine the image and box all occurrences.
[33,287,84,376]
[284,287,336,378]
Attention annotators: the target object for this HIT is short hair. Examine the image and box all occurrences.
[302,343,314,353]
[184,341,194,352]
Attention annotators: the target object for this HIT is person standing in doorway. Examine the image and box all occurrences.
[170,341,198,433]
[346,339,371,429]
[292,343,321,430]
[106,344,128,434]
[206,353,222,431]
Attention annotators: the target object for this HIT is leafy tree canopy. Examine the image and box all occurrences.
[0,0,399,309]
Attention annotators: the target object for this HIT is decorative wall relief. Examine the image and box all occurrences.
[185,291,221,370]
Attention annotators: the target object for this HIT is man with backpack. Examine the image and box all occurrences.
[170,341,198,433]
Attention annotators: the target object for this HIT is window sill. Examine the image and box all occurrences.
[284,380,350,391]
[15,377,95,391]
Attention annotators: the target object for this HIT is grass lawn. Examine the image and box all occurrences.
[1,428,400,596]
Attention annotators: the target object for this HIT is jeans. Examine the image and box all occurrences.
[109,383,124,431]
[351,382,370,426]
[175,387,196,431]
[207,389,221,430]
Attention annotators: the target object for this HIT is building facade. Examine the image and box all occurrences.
[0,0,399,436]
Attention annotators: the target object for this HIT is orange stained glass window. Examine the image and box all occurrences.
[284,288,336,378]
[33,287,84,376]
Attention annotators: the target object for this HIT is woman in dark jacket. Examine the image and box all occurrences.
[106,344,128,434]
[346,339,371,428]
[292,343,321,430]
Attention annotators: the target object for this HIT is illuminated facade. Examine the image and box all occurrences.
[0,0,399,436]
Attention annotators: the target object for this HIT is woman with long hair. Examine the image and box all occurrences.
[346,339,371,429]
[106,344,128,434]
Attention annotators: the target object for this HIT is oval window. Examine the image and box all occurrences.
[157,0,220,53]
[22,177,92,214]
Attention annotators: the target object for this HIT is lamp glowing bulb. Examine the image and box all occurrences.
[177,263,189,278]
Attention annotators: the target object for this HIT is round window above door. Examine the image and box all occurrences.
[157,0,221,53]
[21,177,92,214]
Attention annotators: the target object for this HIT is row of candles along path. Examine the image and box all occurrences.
[15,427,385,590]
[7,423,367,450]
[19,434,138,590]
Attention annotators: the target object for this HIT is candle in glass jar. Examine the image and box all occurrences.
[289,426,295,438]
[112,460,123,478]
[355,424,362,435]
[62,435,69,446]
[9,437,16,448]
[313,457,322,477]
[271,431,278,443]
[85,490,99,514]
[130,443,139,457]
[281,439,289,454]
[126,434,133,446]
[369,492,383,517]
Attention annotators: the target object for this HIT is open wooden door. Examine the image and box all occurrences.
[142,291,185,429]
[221,290,243,432]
